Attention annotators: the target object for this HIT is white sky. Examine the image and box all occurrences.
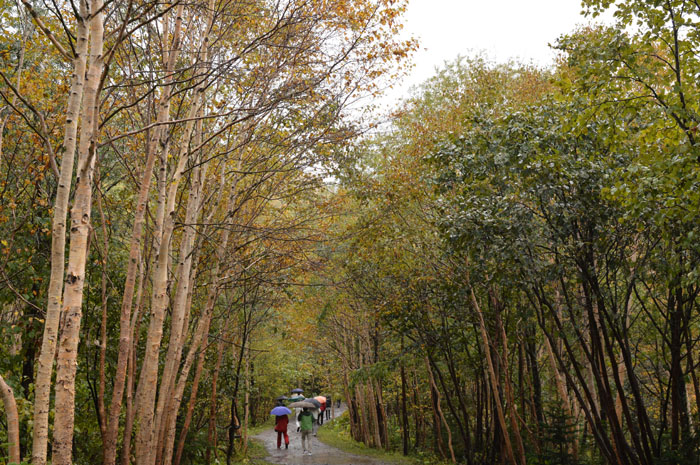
[383,0,612,104]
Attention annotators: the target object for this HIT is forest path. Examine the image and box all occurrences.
[253,403,390,465]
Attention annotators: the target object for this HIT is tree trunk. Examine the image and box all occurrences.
[242,351,250,455]
[173,335,208,465]
[468,282,517,465]
[355,383,370,445]
[102,8,186,459]
[31,4,89,463]
[428,372,445,460]
[154,159,204,463]
[425,356,456,463]
[206,337,225,464]
[52,2,104,462]
[0,374,20,464]
[367,379,383,448]
[171,206,229,464]
[495,308,527,465]
[376,380,390,450]
[342,362,357,441]
[121,257,147,465]
[162,308,212,465]
[134,86,205,465]
[96,176,109,442]
[400,339,409,456]
[543,331,578,458]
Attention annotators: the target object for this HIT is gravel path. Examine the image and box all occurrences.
[253,403,389,465]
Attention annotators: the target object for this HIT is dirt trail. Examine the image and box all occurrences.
[254,403,389,465]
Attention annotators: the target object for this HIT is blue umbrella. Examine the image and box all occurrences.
[291,388,304,394]
[270,406,292,416]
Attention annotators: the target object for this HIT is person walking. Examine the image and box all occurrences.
[298,407,315,455]
[318,400,325,426]
[326,396,332,420]
[272,399,290,449]
[274,413,289,449]
[311,406,320,435]
[290,389,304,432]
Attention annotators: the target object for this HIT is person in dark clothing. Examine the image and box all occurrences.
[318,400,325,426]
[326,396,332,420]
[274,413,289,449]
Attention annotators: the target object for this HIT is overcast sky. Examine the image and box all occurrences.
[383,0,611,104]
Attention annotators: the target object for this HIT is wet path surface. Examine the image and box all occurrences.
[253,404,389,465]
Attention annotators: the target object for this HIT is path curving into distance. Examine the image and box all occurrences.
[254,403,390,465]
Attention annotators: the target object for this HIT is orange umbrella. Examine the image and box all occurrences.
[314,396,326,404]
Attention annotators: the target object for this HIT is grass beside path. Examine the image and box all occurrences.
[247,438,277,465]
[218,419,276,465]
[316,413,438,465]
[248,415,279,463]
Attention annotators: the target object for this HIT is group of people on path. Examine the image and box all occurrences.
[272,388,337,455]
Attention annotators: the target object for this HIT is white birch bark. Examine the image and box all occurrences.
[161,210,232,463]
[134,88,205,465]
[31,3,90,462]
[0,374,20,464]
[102,5,188,464]
[51,0,104,463]
[153,159,204,459]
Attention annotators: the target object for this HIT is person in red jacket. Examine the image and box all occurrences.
[274,413,289,449]
[318,400,325,426]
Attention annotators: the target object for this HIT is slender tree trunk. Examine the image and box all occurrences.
[430,353,470,461]
[162,307,212,465]
[684,321,700,435]
[242,351,250,455]
[52,2,104,463]
[0,374,20,464]
[468,281,517,465]
[170,204,229,464]
[428,371,445,460]
[355,383,370,444]
[153,27,216,449]
[173,336,208,465]
[121,256,147,465]
[96,176,109,442]
[476,373,485,458]
[154,160,203,462]
[31,4,89,463]
[670,288,685,451]
[206,337,225,464]
[103,8,187,465]
[495,309,526,465]
[412,368,422,449]
[376,380,390,450]
[342,361,357,441]
[400,338,409,456]
[367,379,383,448]
[544,332,578,457]
[226,397,238,465]
[134,88,205,465]
[425,356,456,463]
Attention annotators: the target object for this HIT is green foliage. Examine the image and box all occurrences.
[317,412,429,465]
[530,407,580,465]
